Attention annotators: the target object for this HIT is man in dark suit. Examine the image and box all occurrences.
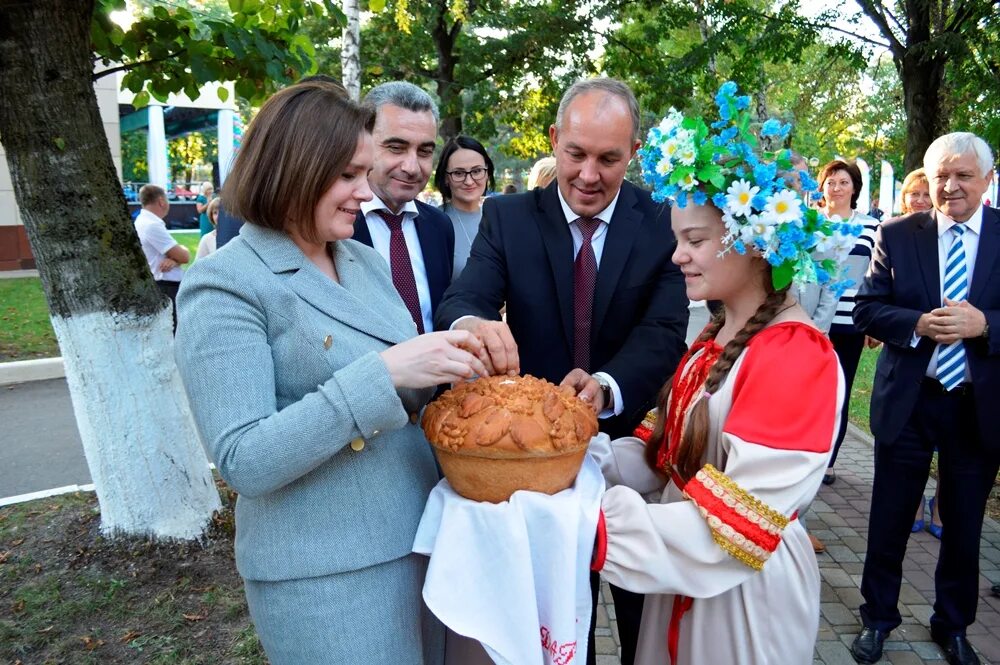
[851,132,999,665]
[434,77,689,665]
[352,81,454,334]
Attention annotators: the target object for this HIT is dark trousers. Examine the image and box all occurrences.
[156,280,180,334]
[827,331,865,468]
[859,380,999,637]
[587,573,644,665]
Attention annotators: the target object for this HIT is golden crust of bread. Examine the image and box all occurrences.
[421,375,598,458]
[421,375,599,502]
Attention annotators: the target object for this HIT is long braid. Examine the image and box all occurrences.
[644,310,725,472]
[673,285,790,481]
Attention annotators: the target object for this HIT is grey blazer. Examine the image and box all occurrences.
[175,223,439,582]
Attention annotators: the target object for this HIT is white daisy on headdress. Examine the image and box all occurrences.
[726,179,758,218]
[663,138,681,158]
[679,171,699,191]
[678,145,697,166]
[764,189,802,223]
[656,156,674,176]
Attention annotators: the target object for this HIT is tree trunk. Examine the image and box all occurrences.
[898,51,945,173]
[341,0,361,101]
[0,0,220,540]
[432,0,461,142]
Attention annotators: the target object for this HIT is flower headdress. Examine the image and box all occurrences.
[640,81,861,295]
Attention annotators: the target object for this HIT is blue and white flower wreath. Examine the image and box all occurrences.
[640,81,861,295]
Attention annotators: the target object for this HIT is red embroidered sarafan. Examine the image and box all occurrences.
[655,338,723,476]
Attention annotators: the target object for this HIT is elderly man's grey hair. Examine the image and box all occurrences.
[923,132,995,177]
[362,81,440,124]
[554,78,641,142]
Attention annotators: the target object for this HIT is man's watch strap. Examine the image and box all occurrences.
[593,374,613,409]
[983,321,991,338]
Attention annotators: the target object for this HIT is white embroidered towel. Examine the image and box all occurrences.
[413,454,605,665]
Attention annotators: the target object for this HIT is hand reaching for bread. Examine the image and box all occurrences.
[380,331,488,389]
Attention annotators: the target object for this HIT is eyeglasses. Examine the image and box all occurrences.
[446,167,488,183]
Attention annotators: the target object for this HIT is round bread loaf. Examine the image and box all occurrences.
[421,375,599,502]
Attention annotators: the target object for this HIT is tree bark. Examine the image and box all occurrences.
[341,0,361,101]
[0,0,220,540]
[898,50,944,173]
[432,0,461,142]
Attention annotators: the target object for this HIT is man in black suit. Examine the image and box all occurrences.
[353,81,454,334]
[434,77,689,665]
[851,132,999,665]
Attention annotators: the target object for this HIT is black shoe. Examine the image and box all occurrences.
[934,634,980,665]
[822,469,836,485]
[850,627,888,663]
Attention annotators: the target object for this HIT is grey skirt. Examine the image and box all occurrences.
[244,553,445,665]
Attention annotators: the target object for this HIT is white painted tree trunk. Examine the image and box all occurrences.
[341,0,361,100]
[50,308,221,540]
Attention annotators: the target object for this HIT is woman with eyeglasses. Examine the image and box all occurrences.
[433,136,496,280]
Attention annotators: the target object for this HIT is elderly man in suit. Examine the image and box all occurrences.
[352,81,454,334]
[850,132,999,665]
[435,77,689,665]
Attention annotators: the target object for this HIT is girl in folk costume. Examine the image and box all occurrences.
[589,83,862,665]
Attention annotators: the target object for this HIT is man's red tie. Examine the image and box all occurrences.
[573,217,601,371]
[376,210,424,334]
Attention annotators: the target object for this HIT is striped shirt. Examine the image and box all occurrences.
[830,211,879,333]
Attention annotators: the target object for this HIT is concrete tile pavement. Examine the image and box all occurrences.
[594,424,1000,664]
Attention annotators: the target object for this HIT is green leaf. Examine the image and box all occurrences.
[369,0,387,12]
[53,137,66,151]
[133,90,150,109]
[217,86,229,103]
[228,0,244,12]
[772,261,794,290]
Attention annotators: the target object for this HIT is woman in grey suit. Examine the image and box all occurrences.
[175,81,485,665]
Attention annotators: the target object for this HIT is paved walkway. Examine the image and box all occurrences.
[593,425,1000,664]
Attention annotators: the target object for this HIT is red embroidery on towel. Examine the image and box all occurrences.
[540,625,578,664]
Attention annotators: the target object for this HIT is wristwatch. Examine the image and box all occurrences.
[983,321,991,338]
[593,374,613,411]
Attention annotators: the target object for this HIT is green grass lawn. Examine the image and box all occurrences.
[0,278,58,361]
[170,230,201,269]
[0,231,203,362]
[848,347,878,434]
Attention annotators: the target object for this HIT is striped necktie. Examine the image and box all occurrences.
[936,224,967,390]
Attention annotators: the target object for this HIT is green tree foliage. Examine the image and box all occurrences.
[122,131,150,183]
[91,0,340,106]
[306,0,597,158]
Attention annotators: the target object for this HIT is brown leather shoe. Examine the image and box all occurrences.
[809,533,826,553]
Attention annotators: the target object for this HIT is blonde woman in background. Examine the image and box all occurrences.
[195,198,221,260]
[196,181,216,237]
[899,168,932,216]
[526,156,556,190]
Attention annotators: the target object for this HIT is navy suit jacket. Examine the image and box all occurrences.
[853,206,1000,450]
[434,180,689,439]
[353,200,455,329]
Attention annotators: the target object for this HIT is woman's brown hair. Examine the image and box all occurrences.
[817,159,863,210]
[645,272,791,481]
[223,81,375,243]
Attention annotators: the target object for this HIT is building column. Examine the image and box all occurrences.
[879,161,895,216]
[217,108,235,187]
[146,104,169,189]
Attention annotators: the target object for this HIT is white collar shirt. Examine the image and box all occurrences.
[556,186,620,266]
[360,195,432,334]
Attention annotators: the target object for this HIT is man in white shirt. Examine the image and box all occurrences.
[134,184,190,332]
